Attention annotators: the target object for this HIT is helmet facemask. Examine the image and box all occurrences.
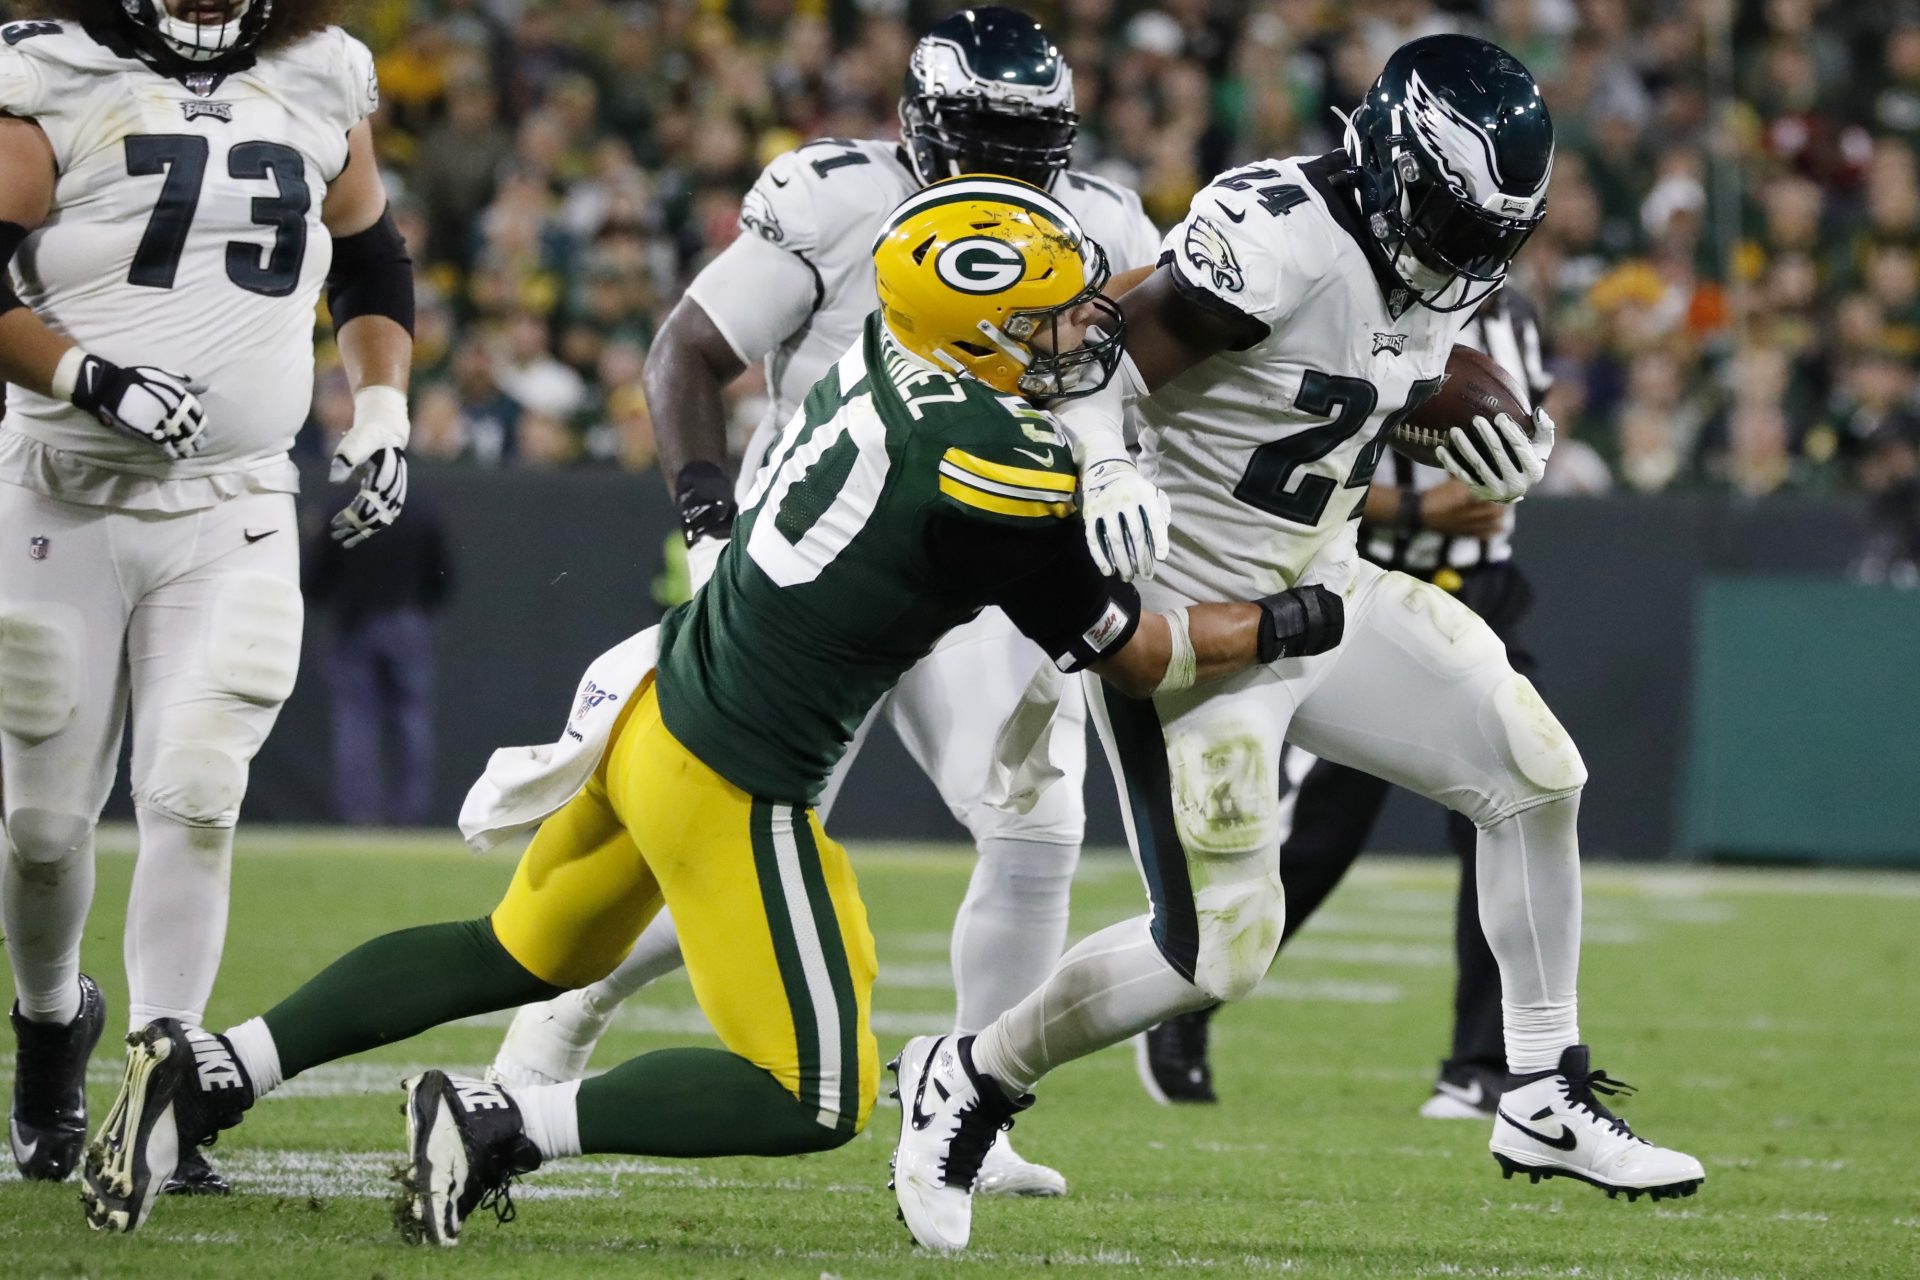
[900,94,1078,190]
[122,0,276,67]
[990,239,1125,400]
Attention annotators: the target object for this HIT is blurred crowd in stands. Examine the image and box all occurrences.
[11,0,1919,518]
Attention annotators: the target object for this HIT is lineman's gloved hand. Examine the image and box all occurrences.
[57,350,207,461]
[330,386,411,546]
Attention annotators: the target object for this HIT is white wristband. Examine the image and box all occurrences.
[1152,607,1197,695]
[50,346,87,404]
[351,384,411,450]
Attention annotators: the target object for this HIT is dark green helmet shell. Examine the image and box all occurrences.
[1345,34,1554,312]
[901,7,1078,191]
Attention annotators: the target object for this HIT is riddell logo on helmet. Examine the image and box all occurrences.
[935,238,1027,294]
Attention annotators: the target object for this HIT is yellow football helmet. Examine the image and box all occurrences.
[872,175,1124,400]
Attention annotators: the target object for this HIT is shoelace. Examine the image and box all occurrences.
[939,1098,1019,1190]
[1564,1067,1640,1141]
[474,1176,521,1226]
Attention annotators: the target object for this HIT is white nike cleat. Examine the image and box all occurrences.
[485,993,611,1088]
[974,1135,1066,1197]
[1490,1044,1705,1202]
[888,1034,1030,1251]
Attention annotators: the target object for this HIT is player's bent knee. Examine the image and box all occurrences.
[5,808,94,871]
[207,573,303,705]
[0,601,82,742]
[137,742,249,828]
[1190,871,1286,1003]
[1483,673,1587,812]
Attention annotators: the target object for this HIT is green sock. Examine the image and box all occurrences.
[576,1048,851,1157]
[263,918,561,1079]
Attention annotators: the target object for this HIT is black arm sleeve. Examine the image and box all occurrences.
[0,220,28,318]
[925,511,1142,673]
[327,207,415,336]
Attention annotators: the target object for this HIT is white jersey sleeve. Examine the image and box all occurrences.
[683,149,831,366]
[0,21,54,119]
[1159,163,1339,340]
[699,138,918,494]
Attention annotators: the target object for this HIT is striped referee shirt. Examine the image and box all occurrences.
[1362,287,1552,573]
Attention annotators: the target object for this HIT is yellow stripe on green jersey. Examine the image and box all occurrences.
[937,447,1077,519]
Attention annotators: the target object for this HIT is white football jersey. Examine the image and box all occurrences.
[1138,154,1473,604]
[687,137,1161,493]
[0,20,376,501]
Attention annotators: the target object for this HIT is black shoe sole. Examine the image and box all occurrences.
[1493,1152,1704,1202]
[162,1155,232,1196]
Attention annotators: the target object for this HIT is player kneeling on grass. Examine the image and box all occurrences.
[79,177,1344,1243]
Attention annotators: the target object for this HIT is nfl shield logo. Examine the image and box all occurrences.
[28,536,49,560]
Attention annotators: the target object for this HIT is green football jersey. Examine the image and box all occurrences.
[656,314,1138,804]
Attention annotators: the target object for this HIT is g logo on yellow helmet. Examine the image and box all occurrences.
[935,236,1028,294]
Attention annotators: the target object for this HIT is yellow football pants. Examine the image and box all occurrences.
[491,679,879,1133]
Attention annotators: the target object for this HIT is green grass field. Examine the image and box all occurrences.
[2,829,1915,1278]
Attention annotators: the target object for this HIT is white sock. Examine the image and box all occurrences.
[950,838,1077,1034]
[2,811,96,1024]
[969,916,1211,1095]
[224,1015,284,1099]
[1502,999,1581,1075]
[124,808,234,1029]
[1474,793,1583,1074]
[510,1080,583,1161]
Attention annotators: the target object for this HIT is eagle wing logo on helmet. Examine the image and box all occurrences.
[1404,68,1509,203]
[1183,216,1245,294]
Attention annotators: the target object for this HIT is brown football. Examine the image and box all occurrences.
[1392,344,1533,475]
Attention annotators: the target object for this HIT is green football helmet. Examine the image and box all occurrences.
[900,7,1078,191]
[1344,34,1554,312]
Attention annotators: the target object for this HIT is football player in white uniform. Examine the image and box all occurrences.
[486,6,1164,1199]
[0,0,413,1192]
[892,35,1704,1251]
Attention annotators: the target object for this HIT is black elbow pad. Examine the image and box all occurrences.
[327,207,415,335]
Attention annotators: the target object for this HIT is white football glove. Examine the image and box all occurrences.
[1081,457,1172,581]
[57,350,207,460]
[1437,406,1556,504]
[330,386,411,547]
[686,534,726,593]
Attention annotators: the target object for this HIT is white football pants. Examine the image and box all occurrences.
[0,482,301,1028]
[972,560,1588,1090]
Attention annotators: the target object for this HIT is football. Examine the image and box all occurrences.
[1391,344,1534,474]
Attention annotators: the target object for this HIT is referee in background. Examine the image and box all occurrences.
[1138,288,1553,1117]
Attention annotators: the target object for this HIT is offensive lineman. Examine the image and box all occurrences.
[78,180,1342,1242]
[486,5,1166,1198]
[0,0,413,1192]
[892,36,1704,1252]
